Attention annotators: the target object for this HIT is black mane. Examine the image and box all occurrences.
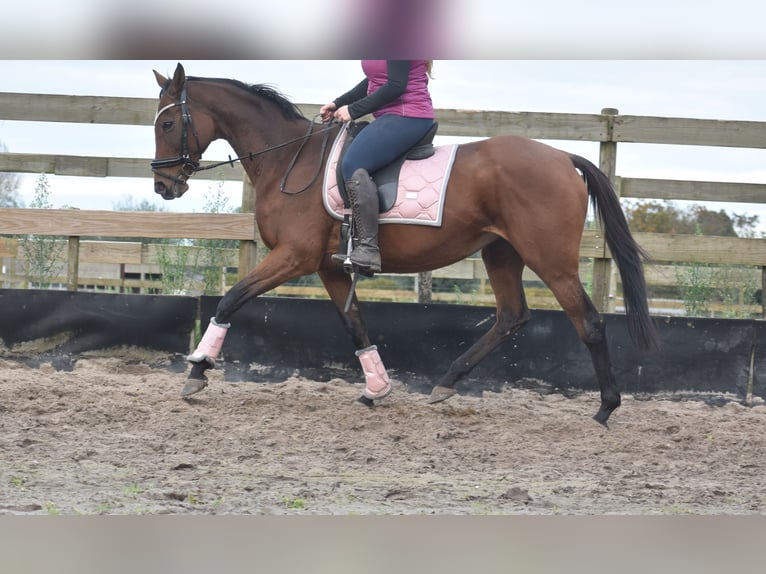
[187,76,307,121]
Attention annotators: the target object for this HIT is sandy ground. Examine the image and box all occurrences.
[1,350,765,515]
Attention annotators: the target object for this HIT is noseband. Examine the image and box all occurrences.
[150,84,201,185]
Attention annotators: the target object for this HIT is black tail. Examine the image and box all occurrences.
[570,154,660,352]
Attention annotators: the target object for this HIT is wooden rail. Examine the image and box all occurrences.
[0,208,256,240]
[1,91,765,316]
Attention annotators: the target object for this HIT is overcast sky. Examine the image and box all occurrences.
[2,59,766,231]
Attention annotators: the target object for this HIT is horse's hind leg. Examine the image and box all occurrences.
[535,270,620,427]
[429,239,530,403]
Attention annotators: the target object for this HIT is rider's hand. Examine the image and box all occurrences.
[333,105,352,123]
[319,102,337,122]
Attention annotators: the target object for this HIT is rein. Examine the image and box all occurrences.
[198,118,336,196]
[151,81,338,196]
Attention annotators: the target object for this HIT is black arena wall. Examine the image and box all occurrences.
[200,296,764,402]
[0,289,196,365]
[0,289,763,402]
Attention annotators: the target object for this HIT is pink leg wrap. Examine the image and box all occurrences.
[356,345,392,400]
[188,318,230,366]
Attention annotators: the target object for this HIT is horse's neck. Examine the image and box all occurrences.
[191,82,318,197]
[222,110,309,191]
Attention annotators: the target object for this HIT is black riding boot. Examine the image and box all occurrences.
[343,168,381,273]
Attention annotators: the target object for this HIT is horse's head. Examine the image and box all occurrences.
[151,63,211,200]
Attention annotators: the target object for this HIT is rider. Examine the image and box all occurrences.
[320,60,435,273]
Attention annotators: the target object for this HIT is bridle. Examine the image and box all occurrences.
[151,81,338,196]
[151,84,201,186]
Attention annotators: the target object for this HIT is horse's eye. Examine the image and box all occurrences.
[162,120,174,131]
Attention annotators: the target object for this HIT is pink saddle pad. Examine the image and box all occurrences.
[322,126,458,227]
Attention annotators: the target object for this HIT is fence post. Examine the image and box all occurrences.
[66,236,80,291]
[591,107,619,313]
[417,271,433,303]
[762,266,766,319]
[239,178,260,281]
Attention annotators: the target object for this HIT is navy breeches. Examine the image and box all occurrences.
[341,114,434,181]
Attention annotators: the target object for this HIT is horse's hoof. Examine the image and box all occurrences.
[592,412,610,429]
[428,386,456,404]
[357,395,375,407]
[181,377,208,398]
[362,381,392,401]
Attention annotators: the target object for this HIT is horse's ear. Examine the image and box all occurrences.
[167,62,186,95]
[153,70,167,89]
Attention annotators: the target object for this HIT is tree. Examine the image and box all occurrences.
[624,201,689,234]
[625,200,761,318]
[130,177,240,295]
[19,174,64,288]
[0,141,23,208]
[624,200,758,238]
[730,212,761,239]
[689,205,736,236]
[195,178,238,294]
[112,194,168,213]
[106,194,174,244]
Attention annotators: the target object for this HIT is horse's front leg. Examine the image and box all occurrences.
[182,250,308,397]
[318,269,392,405]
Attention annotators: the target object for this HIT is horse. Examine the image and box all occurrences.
[151,63,658,427]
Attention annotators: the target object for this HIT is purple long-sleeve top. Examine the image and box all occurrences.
[333,60,434,120]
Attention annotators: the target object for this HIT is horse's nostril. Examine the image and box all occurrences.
[154,184,175,200]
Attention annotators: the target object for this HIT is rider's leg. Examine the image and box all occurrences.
[337,115,434,272]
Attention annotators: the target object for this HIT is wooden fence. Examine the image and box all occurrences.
[1,91,765,316]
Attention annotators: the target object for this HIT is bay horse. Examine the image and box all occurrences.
[151,63,658,426]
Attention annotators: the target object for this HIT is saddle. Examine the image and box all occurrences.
[335,120,439,212]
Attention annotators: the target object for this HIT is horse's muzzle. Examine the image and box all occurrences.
[151,156,198,200]
[154,179,187,200]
